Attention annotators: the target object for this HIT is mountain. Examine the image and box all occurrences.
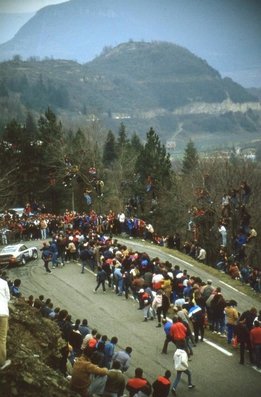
[0,0,260,87]
[0,12,34,44]
[0,41,260,150]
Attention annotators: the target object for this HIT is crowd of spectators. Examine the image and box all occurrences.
[1,225,260,395]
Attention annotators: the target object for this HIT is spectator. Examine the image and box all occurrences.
[78,319,90,337]
[152,369,171,397]
[70,346,108,397]
[161,318,173,354]
[224,300,239,344]
[104,337,118,369]
[197,246,206,263]
[10,279,21,298]
[0,276,11,370]
[103,359,126,397]
[113,346,132,373]
[250,320,261,369]
[126,367,152,397]
[171,346,195,395]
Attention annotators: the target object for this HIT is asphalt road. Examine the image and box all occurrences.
[4,239,261,397]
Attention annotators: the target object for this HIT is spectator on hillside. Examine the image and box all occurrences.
[197,246,206,264]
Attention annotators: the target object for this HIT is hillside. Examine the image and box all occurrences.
[0,299,77,397]
[0,41,260,150]
[0,0,260,87]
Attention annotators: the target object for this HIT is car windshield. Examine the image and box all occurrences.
[1,246,17,253]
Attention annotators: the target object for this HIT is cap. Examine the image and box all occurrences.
[139,289,144,293]
[207,279,212,284]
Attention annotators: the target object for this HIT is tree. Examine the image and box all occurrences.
[134,127,173,221]
[102,130,117,167]
[182,140,199,174]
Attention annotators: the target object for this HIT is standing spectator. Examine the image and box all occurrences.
[152,370,171,397]
[218,223,227,247]
[93,266,107,293]
[0,276,11,370]
[126,367,152,397]
[224,300,239,344]
[250,320,261,369]
[197,246,206,263]
[211,287,226,336]
[189,303,205,343]
[79,244,90,274]
[171,347,195,395]
[40,242,52,274]
[66,237,77,262]
[152,289,164,327]
[40,217,48,240]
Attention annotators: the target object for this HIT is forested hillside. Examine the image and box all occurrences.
[0,42,260,150]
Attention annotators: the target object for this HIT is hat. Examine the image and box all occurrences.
[207,279,212,284]
[138,289,144,293]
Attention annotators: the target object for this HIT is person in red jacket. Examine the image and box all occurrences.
[170,316,187,348]
[126,367,151,397]
[152,370,171,397]
[250,320,261,369]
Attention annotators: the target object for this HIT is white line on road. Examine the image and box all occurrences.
[203,338,233,356]
[219,280,247,296]
[168,254,194,267]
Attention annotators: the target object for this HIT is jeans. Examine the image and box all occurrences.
[253,344,261,368]
[172,369,192,390]
[226,323,235,343]
[81,259,87,273]
[0,316,8,366]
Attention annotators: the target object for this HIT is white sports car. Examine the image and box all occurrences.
[0,244,38,268]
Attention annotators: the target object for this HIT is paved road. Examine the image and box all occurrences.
[4,240,261,397]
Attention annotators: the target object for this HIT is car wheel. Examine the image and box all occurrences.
[32,250,38,260]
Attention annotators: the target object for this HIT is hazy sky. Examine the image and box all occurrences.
[0,0,67,13]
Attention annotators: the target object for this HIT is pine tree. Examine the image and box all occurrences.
[102,130,117,166]
[182,140,199,174]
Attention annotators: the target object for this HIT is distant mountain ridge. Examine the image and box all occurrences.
[0,0,260,87]
[0,41,260,150]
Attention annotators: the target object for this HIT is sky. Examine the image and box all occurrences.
[0,0,66,13]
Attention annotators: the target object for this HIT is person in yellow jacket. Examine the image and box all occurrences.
[70,347,108,397]
[224,300,239,344]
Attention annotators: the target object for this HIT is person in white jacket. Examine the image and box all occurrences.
[0,276,11,370]
[171,347,195,395]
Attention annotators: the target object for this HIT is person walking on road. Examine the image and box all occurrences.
[94,266,107,293]
[171,347,195,395]
[40,242,52,274]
